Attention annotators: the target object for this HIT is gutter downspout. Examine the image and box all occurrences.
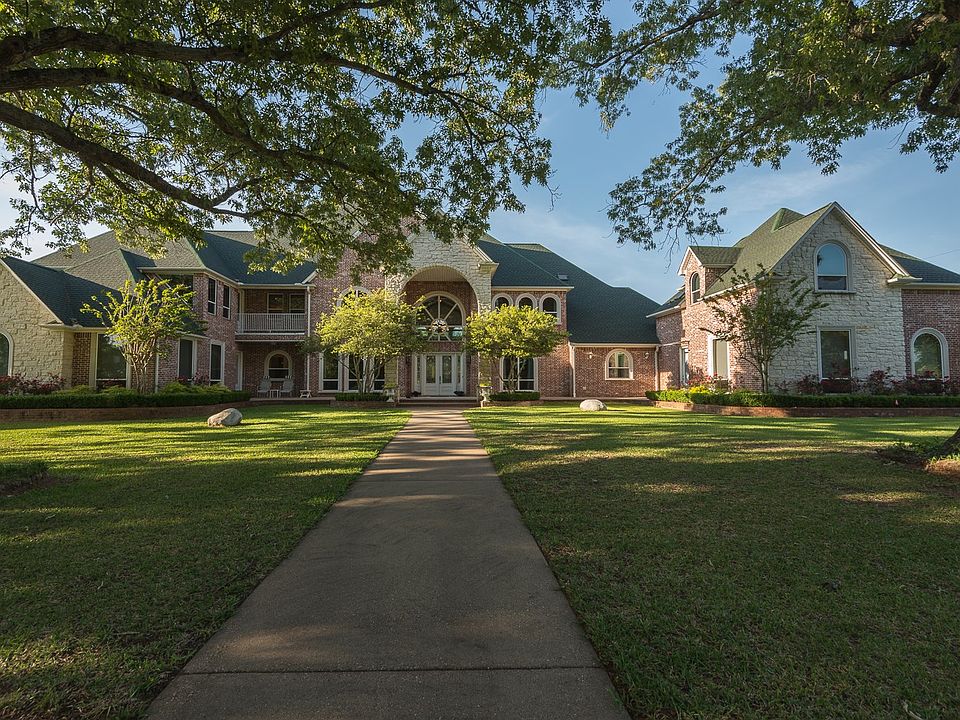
[304,285,312,393]
[569,342,577,398]
[654,346,660,391]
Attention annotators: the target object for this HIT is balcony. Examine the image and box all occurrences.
[239,312,307,335]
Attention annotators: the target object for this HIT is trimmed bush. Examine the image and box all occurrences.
[0,391,250,409]
[646,389,960,408]
[334,392,388,402]
[489,391,541,402]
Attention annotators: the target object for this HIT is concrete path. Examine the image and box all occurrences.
[148,409,628,720]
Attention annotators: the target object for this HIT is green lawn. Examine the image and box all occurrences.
[466,405,960,720]
[0,406,408,720]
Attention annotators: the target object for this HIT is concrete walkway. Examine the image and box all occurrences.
[148,409,628,720]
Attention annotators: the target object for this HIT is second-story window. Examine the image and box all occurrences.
[222,286,231,319]
[207,278,217,314]
[267,293,285,313]
[690,273,701,303]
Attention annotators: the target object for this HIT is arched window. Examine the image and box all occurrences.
[493,294,512,310]
[0,331,11,375]
[540,295,560,323]
[517,295,535,309]
[266,351,291,380]
[606,350,633,379]
[690,273,701,303]
[816,243,849,291]
[337,286,369,305]
[421,294,464,340]
[912,329,948,379]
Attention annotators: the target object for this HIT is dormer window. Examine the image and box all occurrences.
[690,273,701,303]
[816,243,848,291]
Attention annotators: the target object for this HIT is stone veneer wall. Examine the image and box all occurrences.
[901,288,960,379]
[0,262,68,380]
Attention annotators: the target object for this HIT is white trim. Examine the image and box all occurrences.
[499,356,538,391]
[569,342,577,398]
[0,330,12,374]
[689,272,702,303]
[209,340,225,384]
[492,293,513,309]
[235,351,244,391]
[492,285,573,292]
[91,332,131,388]
[177,337,198,379]
[910,327,949,378]
[319,350,342,392]
[900,282,960,289]
[265,350,293,380]
[814,241,851,292]
[206,276,218,315]
[604,349,634,380]
[816,326,856,379]
[540,293,561,324]
[515,293,537,309]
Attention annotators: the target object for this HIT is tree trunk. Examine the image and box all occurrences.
[942,425,960,454]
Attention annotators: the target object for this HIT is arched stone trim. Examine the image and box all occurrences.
[0,330,12,374]
[910,327,949,378]
[814,241,852,292]
[605,349,634,380]
[539,293,561,323]
[492,293,512,309]
[515,293,537,309]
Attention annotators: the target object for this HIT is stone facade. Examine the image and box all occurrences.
[0,262,68,380]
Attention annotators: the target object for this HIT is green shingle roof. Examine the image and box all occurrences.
[476,236,570,287]
[882,246,960,285]
[652,288,684,315]
[2,256,114,327]
[688,246,741,267]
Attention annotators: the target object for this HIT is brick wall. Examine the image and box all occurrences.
[655,311,682,389]
[242,342,306,394]
[71,333,92,387]
[902,288,960,378]
[572,346,657,397]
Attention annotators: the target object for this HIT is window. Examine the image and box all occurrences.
[421,294,464,340]
[207,278,217,314]
[96,334,127,388]
[266,352,291,380]
[0,332,10,374]
[178,339,195,379]
[680,346,690,385]
[288,293,306,313]
[493,295,511,310]
[712,338,729,379]
[222,286,231,319]
[606,350,633,379]
[267,293,286,313]
[501,357,536,391]
[346,356,385,391]
[819,329,852,378]
[209,342,224,383]
[816,243,848,291]
[912,330,947,379]
[337,287,368,305]
[517,295,535,309]
[690,273,701,303]
[541,295,560,323]
[321,350,341,391]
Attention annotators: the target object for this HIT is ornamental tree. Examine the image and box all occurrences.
[571,1,960,252]
[82,277,201,392]
[464,305,567,392]
[706,265,826,393]
[304,289,425,394]
[0,2,578,272]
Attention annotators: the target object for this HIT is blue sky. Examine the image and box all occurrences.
[11,75,960,304]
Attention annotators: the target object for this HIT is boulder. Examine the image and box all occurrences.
[579,399,607,411]
[207,408,243,427]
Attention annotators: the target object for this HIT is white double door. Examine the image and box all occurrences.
[416,353,465,396]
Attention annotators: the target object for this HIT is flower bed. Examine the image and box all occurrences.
[646,389,960,408]
[0,389,250,409]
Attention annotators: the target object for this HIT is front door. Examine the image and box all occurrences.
[418,353,462,396]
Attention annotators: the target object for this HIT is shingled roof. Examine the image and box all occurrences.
[1,256,114,327]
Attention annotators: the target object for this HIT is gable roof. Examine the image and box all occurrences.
[687,246,741,267]
[882,246,960,285]
[475,236,571,288]
[1,256,114,327]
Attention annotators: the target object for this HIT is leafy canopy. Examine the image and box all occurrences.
[572,0,960,251]
[707,265,826,392]
[0,1,580,272]
[82,277,201,392]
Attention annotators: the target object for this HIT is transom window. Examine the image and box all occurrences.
[819,329,852,378]
[690,273,701,303]
[606,350,633,379]
[912,330,947,379]
[816,243,848,291]
[421,294,464,340]
[336,286,368,305]
[541,295,560,322]
[266,351,291,380]
[0,332,10,375]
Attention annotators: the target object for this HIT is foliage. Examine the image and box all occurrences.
[571,1,960,251]
[334,392,388,402]
[0,3,579,272]
[0,406,407,719]
[646,389,960,408]
[82,277,201,393]
[305,289,425,394]
[464,306,567,392]
[0,372,64,394]
[707,265,826,392]
[489,391,541,402]
[0,389,249,408]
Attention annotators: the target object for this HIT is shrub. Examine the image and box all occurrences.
[863,369,893,395]
[0,390,250,409]
[159,381,192,393]
[53,384,96,395]
[0,373,65,395]
[334,392,388,402]
[645,389,960,408]
[489,391,541,402]
[101,385,137,395]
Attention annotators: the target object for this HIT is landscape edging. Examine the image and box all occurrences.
[0,401,255,423]
[652,400,960,418]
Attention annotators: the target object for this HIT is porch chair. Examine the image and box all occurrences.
[256,378,271,397]
[280,379,294,397]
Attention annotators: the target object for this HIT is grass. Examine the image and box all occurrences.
[0,406,408,720]
[466,404,960,720]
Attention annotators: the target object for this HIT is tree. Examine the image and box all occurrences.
[571,1,960,252]
[706,265,826,392]
[304,289,425,394]
[0,3,578,272]
[464,305,567,392]
[82,277,201,392]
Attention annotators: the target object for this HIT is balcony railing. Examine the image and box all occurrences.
[239,312,307,334]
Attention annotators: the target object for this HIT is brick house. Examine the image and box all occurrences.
[0,201,957,398]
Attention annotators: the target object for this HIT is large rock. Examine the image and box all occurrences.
[579,399,607,411]
[207,408,243,427]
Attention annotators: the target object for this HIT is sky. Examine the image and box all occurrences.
[10,69,960,305]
